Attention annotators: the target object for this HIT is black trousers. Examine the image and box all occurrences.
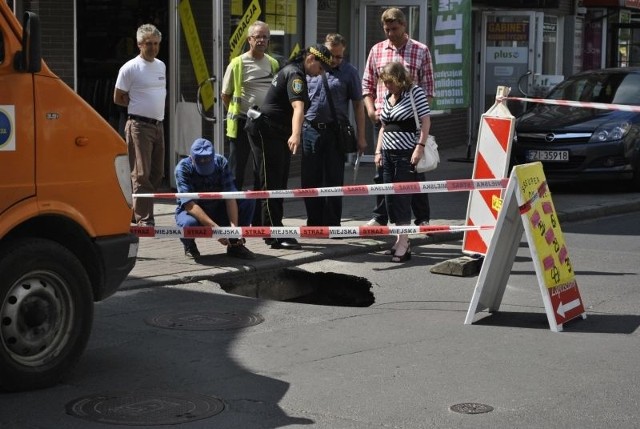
[370,124,430,224]
[372,165,431,224]
[248,122,291,227]
[227,117,260,192]
[301,124,345,226]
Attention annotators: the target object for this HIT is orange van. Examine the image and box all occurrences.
[0,6,137,391]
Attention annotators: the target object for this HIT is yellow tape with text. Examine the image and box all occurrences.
[178,0,214,110]
[229,0,262,60]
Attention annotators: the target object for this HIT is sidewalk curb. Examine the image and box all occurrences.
[121,231,464,290]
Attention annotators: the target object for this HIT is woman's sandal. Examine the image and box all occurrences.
[391,245,411,263]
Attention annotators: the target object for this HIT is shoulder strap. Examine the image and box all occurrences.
[321,72,338,123]
[408,87,420,130]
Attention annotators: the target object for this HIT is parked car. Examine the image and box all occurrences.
[511,67,640,189]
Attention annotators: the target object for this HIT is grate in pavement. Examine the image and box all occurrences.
[66,390,225,425]
[145,310,264,331]
[449,402,494,414]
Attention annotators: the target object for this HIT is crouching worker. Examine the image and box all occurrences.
[175,138,256,260]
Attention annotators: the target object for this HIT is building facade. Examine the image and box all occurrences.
[8,0,639,186]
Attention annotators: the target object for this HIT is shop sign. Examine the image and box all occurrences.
[431,0,471,110]
[487,21,529,42]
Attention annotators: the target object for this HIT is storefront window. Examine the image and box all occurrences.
[542,16,560,74]
[583,10,604,71]
[228,0,304,64]
[609,10,640,68]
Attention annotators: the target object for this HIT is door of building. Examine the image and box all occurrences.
[170,0,223,188]
[609,21,640,67]
[479,11,542,120]
[354,0,428,161]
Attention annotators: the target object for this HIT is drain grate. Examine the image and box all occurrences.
[449,402,494,414]
[145,310,264,331]
[66,391,225,425]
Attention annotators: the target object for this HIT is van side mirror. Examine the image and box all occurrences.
[14,11,41,73]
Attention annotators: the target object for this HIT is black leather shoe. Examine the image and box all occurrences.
[227,244,256,259]
[184,243,200,259]
[264,238,278,246]
[271,238,301,250]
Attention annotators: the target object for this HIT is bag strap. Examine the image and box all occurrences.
[408,86,421,130]
[321,72,339,123]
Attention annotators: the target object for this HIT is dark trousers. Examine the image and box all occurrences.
[301,124,345,226]
[370,124,430,224]
[249,123,291,227]
[382,150,414,225]
[175,199,255,249]
[372,166,431,224]
[228,118,260,192]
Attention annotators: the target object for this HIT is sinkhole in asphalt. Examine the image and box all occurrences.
[219,268,375,307]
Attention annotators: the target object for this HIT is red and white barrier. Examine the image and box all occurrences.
[504,96,640,113]
[130,224,495,239]
[133,178,509,200]
[462,86,514,256]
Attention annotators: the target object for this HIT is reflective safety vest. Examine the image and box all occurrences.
[226,54,279,139]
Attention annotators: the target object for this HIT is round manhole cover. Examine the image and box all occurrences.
[450,402,494,414]
[145,310,264,331]
[66,391,225,426]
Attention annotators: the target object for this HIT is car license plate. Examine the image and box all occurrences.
[526,150,569,162]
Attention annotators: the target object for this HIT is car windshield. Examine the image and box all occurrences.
[546,72,640,106]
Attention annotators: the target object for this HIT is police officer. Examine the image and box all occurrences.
[248,44,332,249]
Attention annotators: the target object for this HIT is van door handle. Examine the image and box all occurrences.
[75,137,89,146]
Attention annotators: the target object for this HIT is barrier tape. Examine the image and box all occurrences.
[131,224,495,239]
[504,96,640,113]
[518,181,549,215]
[134,178,510,200]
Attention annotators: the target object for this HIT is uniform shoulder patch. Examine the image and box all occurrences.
[292,78,304,94]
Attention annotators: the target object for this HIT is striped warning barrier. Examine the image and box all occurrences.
[131,224,495,239]
[462,86,514,256]
[504,96,640,112]
[133,178,509,200]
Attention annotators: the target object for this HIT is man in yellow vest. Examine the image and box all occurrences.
[221,21,279,208]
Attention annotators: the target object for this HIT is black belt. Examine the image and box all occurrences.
[128,114,162,125]
[309,121,335,130]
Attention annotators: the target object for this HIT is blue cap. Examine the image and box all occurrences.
[190,138,215,176]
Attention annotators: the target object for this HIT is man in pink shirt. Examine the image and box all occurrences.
[362,7,434,227]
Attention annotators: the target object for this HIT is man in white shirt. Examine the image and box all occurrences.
[114,23,166,227]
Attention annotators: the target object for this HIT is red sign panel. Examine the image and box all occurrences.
[548,280,585,325]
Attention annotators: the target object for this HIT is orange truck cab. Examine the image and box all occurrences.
[0,6,138,391]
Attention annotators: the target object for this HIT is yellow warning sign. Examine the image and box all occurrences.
[229,0,262,60]
[491,194,502,212]
[515,163,574,288]
[178,0,214,110]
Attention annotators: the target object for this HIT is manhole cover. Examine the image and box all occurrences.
[66,391,225,426]
[145,310,264,331]
[449,402,494,414]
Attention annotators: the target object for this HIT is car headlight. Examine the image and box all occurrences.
[589,121,631,142]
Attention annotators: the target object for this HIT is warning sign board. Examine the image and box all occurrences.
[465,162,586,332]
[463,86,514,256]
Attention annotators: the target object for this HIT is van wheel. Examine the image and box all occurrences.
[0,238,93,391]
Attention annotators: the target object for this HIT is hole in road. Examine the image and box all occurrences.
[219,268,375,307]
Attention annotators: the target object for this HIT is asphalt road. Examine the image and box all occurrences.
[1,212,638,428]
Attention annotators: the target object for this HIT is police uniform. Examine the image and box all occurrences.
[249,62,309,231]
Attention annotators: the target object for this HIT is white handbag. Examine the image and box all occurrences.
[409,88,439,173]
[416,135,439,173]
